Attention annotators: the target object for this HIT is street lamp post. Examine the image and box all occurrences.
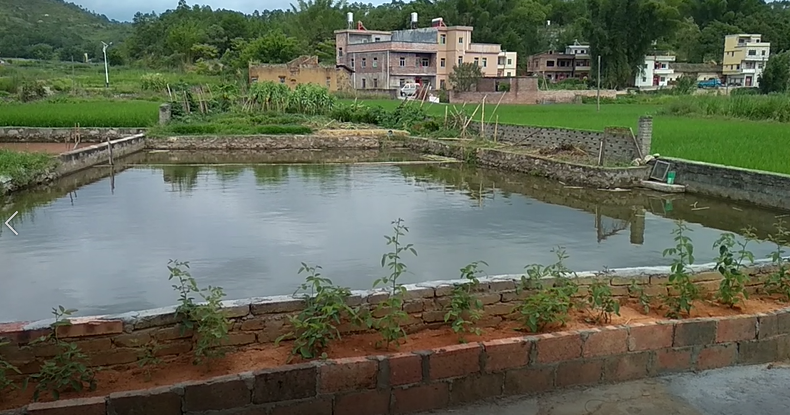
[101,41,113,89]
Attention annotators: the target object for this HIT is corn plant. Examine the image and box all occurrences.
[764,220,790,301]
[25,306,96,401]
[168,260,230,365]
[713,229,756,308]
[288,83,336,115]
[661,221,699,318]
[444,261,486,343]
[277,263,357,362]
[246,81,291,112]
[366,219,417,350]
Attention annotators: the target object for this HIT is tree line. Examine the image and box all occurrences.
[3,0,790,89]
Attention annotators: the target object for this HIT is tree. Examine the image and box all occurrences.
[449,62,483,92]
[758,51,790,94]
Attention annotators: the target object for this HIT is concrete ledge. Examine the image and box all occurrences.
[640,180,686,193]
[0,127,146,143]
[405,137,650,189]
[145,134,388,150]
[6,306,790,414]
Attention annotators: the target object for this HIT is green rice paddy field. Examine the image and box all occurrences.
[0,99,787,175]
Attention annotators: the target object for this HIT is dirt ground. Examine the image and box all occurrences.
[0,296,787,410]
[0,142,93,155]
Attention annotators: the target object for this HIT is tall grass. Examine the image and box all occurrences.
[660,94,790,122]
[0,150,57,184]
[0,100,159,127]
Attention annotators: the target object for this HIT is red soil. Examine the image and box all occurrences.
[0,296,786,410]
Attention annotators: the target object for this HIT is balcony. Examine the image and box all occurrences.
[346,41,437,53]
[654,68,674,75]
[389,65,437,76]
[744,54,769,61]
[468,43,501,54]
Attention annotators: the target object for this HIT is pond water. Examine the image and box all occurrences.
[0,149,787,322]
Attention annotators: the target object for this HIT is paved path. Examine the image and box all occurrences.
[422,363,790,415]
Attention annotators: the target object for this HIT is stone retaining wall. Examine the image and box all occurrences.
[5,272,789,414]
[56,134,146,177]
[405,138,649,188]
[659,157,790,211]
[146,135,384,150]
[0,128,146,143]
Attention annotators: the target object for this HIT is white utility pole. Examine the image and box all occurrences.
[101,41,113,88]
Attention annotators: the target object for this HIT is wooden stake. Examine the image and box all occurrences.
[597,137,606,166]
[107,137,113,166]
[444,106,448,128]
[494,115,499,143]
[488,92,507,123]
[481,95,486,137]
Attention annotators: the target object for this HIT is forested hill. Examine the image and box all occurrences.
[0,0,130,60]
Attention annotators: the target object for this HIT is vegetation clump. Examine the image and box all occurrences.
[444,261,487,342]
[713,229,756,308]
[515,248,579,333]
[0,150,57,189]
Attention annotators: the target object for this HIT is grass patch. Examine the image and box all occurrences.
[342,99,790,174]
[0,100,159,127]
[0,150,57,185]
[660,94,790,122]
[147,111,315,137]
[153,123,312,136]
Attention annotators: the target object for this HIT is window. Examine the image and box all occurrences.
[661,63,667,69]
[351,58,355,68]
[278,76,285,83]
[362,58,366,67]
[506,71,511,77]
[440,34,446,44]
[474,57,479,66]
[338,48,343,57]
[326,77,331,87]
[748,49,756,56]
[546,60,555,67]
[399,78,406,86]
[458,56,463,65]
[416,58,420,67]
[373,57,378,68]
[660,76,666,82]
[362,78,366,88]
[482,58,487,67]
[507,58,512,65]
[399,57,405,67]
[440,79,446,89]
[421,58,429,67]
[251,76,259,83]
[762,50,766,55]
[736,64,740,70]
[374,37,380,42]
[641,77,647,82]
[440,58,446,68]
[459,37,463,44]
[373,78,378,88]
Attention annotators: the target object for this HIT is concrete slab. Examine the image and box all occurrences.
[421,363,790,415]
[640,180,686,193]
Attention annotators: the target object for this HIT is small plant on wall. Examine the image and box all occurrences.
[713,229,756,308]
[168,260,230,365]
[444,261,487,343]
[586,279,620,324]
[515,248,578,333]
[629,279,653,314]
[660,221,700,318]
[277,263,357,362]
[25,306,96,401]
[765,220,790,301]
[365,218,417,350]
[0,342,21,400]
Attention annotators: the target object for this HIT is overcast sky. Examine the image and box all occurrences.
[75,0,386,22]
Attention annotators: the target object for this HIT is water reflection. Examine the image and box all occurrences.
[0,150,788,322]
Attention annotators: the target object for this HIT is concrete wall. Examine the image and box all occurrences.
[467,122,642,163]
[0,128,146,143]
[55,134,145,177]
[146,135,386,151]
[406,138,649,188]
[451,87,618,105]
[2,262,787,415]
[248,56,352,92]
[659,157,790,211]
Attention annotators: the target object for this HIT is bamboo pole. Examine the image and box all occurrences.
[481,95,486,137]
[494,115,499,143]
[487,92,507,123]
[107,137,114,166]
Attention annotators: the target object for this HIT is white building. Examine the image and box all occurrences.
[634,53,676,88]
[497,51,518,77]
[722,34,770,87]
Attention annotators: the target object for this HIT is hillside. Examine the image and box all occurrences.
[0,0,131,60]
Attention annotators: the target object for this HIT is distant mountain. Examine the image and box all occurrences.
[0,0,131,60]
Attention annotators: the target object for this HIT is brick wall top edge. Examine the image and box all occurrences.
[1,258,784,337]
[159,134,388,140]
[468,121,609,135]
[475,146,645,171]
[661,156,790,180]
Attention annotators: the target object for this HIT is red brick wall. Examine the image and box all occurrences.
[16,309,790,415]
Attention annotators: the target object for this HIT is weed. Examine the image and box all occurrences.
[660,221,699,318]
[516,248,578,333]
[713,229,756,308]
[0,342,21,398]
[629,280,653,314]
[0,150,58,187]
[586,279,620,324]
[367,219,417,350]
[25,306,96,401]
[764,220,790,301]
[137,343,162,382]
[444,261,487,343]
[277,263,356,362]
[168,260,230,365]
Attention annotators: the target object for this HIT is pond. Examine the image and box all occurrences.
[0,149,787,322]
